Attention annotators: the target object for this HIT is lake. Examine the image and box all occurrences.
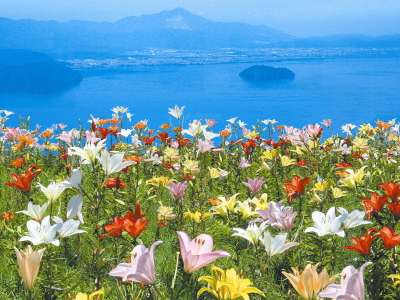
[1,53,400,132]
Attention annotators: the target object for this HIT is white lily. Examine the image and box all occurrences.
[98,150,134,176]
[67,195,84,224]
[337,207,371,229]
[62,168,82,189]
[305,207,346,237]
[38,182,67,202]
[182,120,207,137]
[0,109,14,117]
[17,202,49,221]
[168,105,185,119]
[56,219,86,238]
[119,129,132,138]
[203,130,220,140]
[131,134,142,147]
[259,231,298,257]
[20,216,61,246]
[232,222,268,246]
[226,117,238,124]
[68,139,106,164]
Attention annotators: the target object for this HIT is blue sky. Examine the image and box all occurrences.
[1,0,399,36]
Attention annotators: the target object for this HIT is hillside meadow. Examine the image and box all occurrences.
[0,107,400,299]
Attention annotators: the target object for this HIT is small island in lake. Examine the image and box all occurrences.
[0,49,82,94]
[239,65,295,82]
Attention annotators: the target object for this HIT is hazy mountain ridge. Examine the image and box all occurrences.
[0,8,291,54]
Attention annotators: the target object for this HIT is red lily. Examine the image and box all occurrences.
[104,202,148,238]
[142,136,156,145]
[158,132,169,143]
[10,157,26,168]
[5,165,41,192]
[335,162,352,169]
[387,201,400,217]
[284,176,310,202]
[345,229,376,255]
[241,139,257,155]
[177,137,190,147]
[377,226,400,249]
[362,192,387,218]
[104,177,126,189]
[379,182,400,201]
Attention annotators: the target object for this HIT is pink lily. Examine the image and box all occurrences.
[177,231,230,273]
[168,182,188,200]
[243,177,264,194]
[319,261,371,300]
[109,240,162,285]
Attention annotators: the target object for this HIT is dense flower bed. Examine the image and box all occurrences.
[0,107,400,299]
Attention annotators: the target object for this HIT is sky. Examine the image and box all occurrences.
[1,0,399,36]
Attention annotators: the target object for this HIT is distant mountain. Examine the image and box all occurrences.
[0,8,291,54]
[275,34,400,48]
[0,49,82,94]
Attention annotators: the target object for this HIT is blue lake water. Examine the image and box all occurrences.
[1,56,400,131]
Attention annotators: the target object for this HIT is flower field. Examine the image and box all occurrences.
[1,107,400,299]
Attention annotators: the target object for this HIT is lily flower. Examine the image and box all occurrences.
[337,207,371,229]
[283,264,334,300]
[197,139,214,153]
[257,201,296,231]
[388,200,400,217]
[67,195,84,224]
[177,231,230,273]
[232,222,268,246]
[15,245,45,290]
[212,194,239,216]
[259,231,298,257]
[62,168,82,189]
[56,219,86,238]
[377,226,400,249]
[305,207,345,237]
[38,182,67,202]
[98,150,134,176]
[168,105,185,119]
[340,168,367,189]
[68,139,106,164]
[362,192,387,218]
[319,262,371,300]
[74,289,104,300]
[379,182,400,201]
[18,202,49,221]
[20,216,61,246]
[104,177,126,189]
[345,229,377,255]
[198,266,265,299]
[104,202,148,238]
[243,177,265,194]
[109,241,163,285]
[167,181,188,200]
[284,176,310,202]
[5,165,41,193]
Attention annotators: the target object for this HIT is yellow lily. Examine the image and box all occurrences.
[198,266,265,300]
[340,167,367,189]
[282,264,333,300]
[280,155,296,167]
[212,194,239,216]
[146,176,172,187]
[331,187,347,198]
[389,274,400,287]
[261,149,279,160]
[75,288,104,300]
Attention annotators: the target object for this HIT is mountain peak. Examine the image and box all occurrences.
[163,7,193,16]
